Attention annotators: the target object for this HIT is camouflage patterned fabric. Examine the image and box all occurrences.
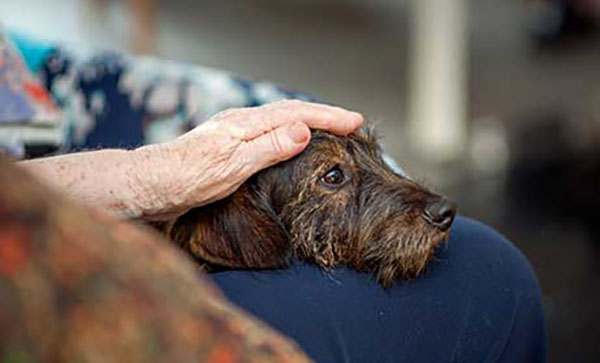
[0,155,311,363]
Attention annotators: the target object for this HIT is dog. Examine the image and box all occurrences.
[157,126,457,287]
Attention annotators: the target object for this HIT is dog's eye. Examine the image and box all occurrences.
[321,167,345,186]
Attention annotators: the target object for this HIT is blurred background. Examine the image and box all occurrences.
[1,0,599,360]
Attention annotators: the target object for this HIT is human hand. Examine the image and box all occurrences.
[133,100,363,220]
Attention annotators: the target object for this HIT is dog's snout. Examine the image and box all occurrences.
[422,197,457,231]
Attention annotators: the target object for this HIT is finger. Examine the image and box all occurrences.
[272,100,364,135]
[226,100,364,140]
[244,122,311,174]
[270,100,364,135]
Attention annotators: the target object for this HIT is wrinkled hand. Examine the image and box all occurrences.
[135,100,363,220]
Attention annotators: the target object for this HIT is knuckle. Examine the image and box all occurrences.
[288,99,306,108]
[268,131,286,159]
[276,99,302,108]
[214,107,239,120]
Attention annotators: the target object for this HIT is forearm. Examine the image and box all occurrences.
[15,101,363,220]
[18,146,170,219]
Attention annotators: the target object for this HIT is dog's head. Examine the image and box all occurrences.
[162,127,456,287]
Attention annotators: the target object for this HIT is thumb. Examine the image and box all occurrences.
[246,122,311,173]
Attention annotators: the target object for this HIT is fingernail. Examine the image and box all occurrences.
[288,123,309,144]
[352,112,365,126]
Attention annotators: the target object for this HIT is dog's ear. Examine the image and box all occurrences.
[161,183,291,269]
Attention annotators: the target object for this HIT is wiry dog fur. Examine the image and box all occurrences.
[158,126,456,287]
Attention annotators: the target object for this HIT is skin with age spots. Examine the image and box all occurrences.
[18,100,363,221]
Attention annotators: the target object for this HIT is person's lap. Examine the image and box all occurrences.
[13,48,544,361]
[211,216,546,363]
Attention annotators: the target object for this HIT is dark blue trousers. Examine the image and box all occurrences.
[20,42,544,362]
[211,217,546,363]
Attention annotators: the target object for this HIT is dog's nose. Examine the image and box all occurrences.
[422,197,457,231]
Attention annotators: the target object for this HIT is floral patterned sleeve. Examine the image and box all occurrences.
[0,155,311,363]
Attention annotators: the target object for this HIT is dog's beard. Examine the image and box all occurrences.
[158,126,456,288]
[353,220,450,287]
[280,189,448,287]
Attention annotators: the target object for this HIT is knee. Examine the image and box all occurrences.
[212,217,546,362]
[439,217,542,296]
[436,217,546,362]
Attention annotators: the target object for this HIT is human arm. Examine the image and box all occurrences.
[18,100,363,221]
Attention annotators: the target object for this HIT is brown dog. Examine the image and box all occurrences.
[158,126,457,287]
